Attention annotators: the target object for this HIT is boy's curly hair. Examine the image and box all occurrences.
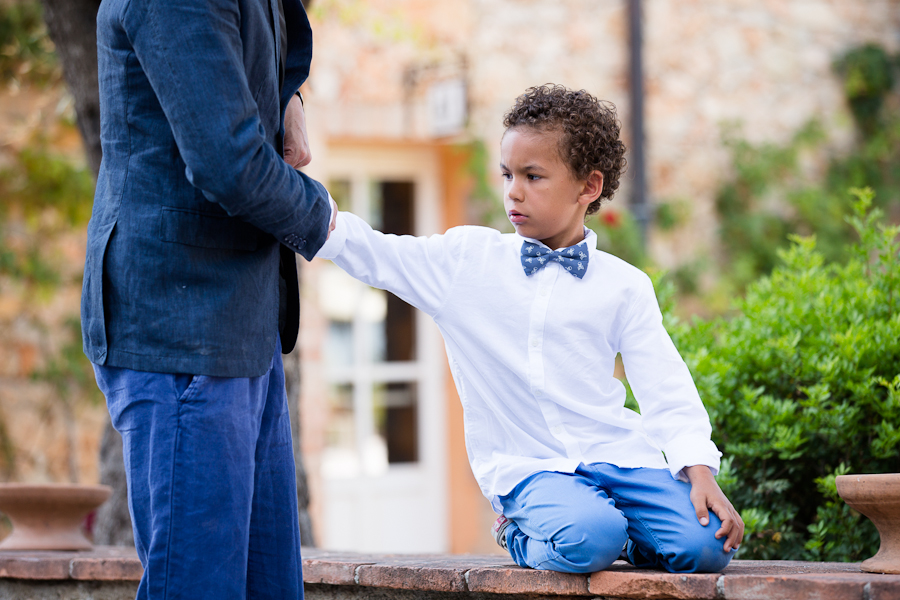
[503,84,627,215]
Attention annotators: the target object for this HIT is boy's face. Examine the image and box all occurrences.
[500,126,601,250]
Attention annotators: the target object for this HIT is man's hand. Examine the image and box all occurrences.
[684,465,744,553]
[284,93,311,168]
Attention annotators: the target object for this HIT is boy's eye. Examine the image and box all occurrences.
[527,174,541,181]
[501,172,512,180]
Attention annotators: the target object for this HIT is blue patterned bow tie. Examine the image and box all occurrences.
[521,240,590,279]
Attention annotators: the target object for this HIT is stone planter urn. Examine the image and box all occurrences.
[0,483,112,551]
[836,473,900,574]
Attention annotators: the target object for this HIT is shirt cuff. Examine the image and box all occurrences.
[315,199,347,260]
[664,435,722,482]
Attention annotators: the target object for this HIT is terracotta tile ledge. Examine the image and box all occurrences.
[0,547,898,600]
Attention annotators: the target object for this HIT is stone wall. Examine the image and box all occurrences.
[297,0,900,554]
[641,0,900,268]
[306,0,900,266]
[1,548,899,600]
[298,0,900,553]
[0,0,898,542]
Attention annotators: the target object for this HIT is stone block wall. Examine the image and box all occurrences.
[307,0,900,267]
[1,548,899,600]
[641,0,900,268]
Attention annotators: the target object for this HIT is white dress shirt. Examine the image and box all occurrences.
[317,211,721,512]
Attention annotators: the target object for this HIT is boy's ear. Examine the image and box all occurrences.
[578,171,604,206]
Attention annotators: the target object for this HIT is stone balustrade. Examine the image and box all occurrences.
[0,547,898,600]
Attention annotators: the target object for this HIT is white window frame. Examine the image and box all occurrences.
[315,144,447,553]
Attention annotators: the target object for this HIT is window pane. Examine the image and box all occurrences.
[373,381,418,464]
[319,264,361,367]
[328,179,351,211]
[325,321,353,367]
[320,177,421,472]
[368,180,382,229]
[322,383,358,478]
[380,181,414,235]
[378,180,417,362]
[385,293,415,361]
[368,319,386,363]
[325,382,355,450]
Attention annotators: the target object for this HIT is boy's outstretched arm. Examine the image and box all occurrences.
[684,465,744,553]
[315,209,466,317]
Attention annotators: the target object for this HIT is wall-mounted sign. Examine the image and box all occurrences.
[428,78,467,137]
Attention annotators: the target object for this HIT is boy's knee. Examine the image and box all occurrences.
[552,514,628,572]
[666,534,734,573]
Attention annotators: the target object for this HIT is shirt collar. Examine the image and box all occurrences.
[516,226,597,252]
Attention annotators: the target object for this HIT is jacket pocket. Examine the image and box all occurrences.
[159,207,264,252]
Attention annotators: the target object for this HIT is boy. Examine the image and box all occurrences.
[316,84,743,573]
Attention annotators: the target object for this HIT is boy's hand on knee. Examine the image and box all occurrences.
[684,465,745,553]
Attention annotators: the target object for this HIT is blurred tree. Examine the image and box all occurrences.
[33,0,316,547]
[0,0,59,86]
[35,0,123,547]
[38,0,101,174]
[0,144,98,489]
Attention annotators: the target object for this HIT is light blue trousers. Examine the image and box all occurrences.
[498,463,735,574]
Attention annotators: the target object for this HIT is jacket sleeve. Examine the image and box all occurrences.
[315,211,467,318]
[120,0,329,259]
[617,273,722,481]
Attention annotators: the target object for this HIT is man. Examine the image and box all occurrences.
[81,0,331,597]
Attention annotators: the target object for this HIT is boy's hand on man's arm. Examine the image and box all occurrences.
[327,196,338,240]
[684,464,744,553]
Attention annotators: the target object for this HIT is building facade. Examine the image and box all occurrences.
[297,0,900,554]
[0,0,898,555]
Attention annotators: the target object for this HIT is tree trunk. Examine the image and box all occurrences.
[92,422,134,546]
[284,305,316,546]
[39,0,316,548]
[38,0,102,176]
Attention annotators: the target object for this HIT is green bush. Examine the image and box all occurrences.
[669,188,899,561]
[834,44,897,135]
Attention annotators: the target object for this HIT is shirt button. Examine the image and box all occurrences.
[530,339,539,347]
[534,389,542,397]
[551,425,563,435]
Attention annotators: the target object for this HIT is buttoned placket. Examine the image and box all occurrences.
[527,263,584,461]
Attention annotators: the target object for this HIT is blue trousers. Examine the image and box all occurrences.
[93,339,303,600]
[499,463,735,574]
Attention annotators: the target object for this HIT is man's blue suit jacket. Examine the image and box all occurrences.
[82,0,330,378]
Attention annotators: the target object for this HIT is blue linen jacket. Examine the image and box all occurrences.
[82,0,330,377]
